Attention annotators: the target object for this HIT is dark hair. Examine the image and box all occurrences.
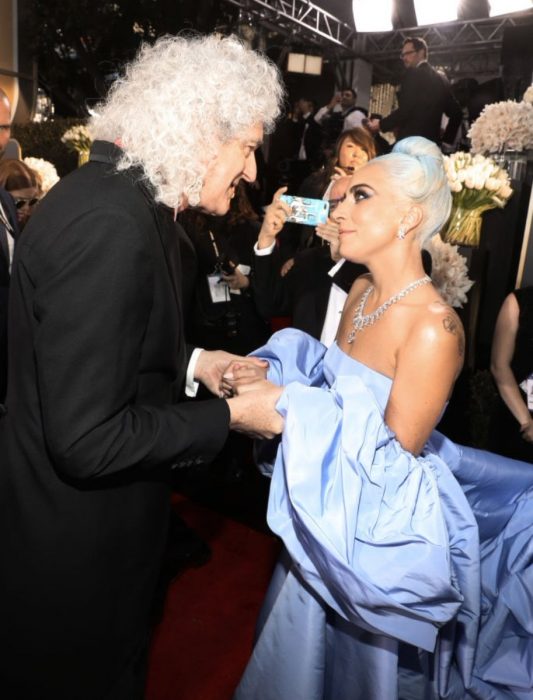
[0,159,41,192]
[316,127,376,186]
[227,181,259,226]
[298,97,316,109]
[403,36,428,57]
[340,87,357,99]
[336,128,376,161]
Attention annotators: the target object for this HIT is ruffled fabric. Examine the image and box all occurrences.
[235,329,533,700]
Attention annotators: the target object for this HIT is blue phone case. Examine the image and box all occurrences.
[280,195,330,226]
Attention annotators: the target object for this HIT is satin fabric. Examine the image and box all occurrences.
[234,329,533,700]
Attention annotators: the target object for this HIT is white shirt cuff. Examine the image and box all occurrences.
[186,347,204,397]
[328,258,346,277]
[254,240,276,256]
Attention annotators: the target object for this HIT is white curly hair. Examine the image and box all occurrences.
[90,33,284,208]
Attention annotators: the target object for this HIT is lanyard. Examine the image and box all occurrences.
[208,230,221,259]
[0,199,14,236]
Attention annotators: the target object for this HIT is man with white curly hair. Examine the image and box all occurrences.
[0,34,284,699]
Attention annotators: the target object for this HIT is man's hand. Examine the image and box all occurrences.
[280,257,295,277]
[366,118,380,134]
[194,350,268,396]
[220,360,269,397]
[222,266,249,290]
[257,187,292,249]
[226,382,284,439]
[328,93,341,110]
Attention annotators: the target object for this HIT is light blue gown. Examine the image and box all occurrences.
[233,329,533,700]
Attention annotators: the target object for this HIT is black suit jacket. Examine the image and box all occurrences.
[253,246,432,341]
[0,141,230,699]
[381,62,462,144]
[0,187,18,402]
[253,245,366,340]
[297,112,323,166]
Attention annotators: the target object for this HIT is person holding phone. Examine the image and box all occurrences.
[252,128,375,343]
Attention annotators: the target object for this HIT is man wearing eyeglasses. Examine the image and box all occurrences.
[367,36,462,148]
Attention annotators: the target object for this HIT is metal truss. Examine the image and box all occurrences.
[222,2,533,83]
[363,15,521,59]
[222,0,356,52]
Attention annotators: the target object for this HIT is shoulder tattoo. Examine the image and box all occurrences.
[442,314,465,358]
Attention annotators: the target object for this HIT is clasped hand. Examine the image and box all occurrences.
[222,359,284,439]
[220,360,269,397]
[195,352,283,439]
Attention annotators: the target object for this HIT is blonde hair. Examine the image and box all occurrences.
[377,136,451,245]
[90,34,284,208]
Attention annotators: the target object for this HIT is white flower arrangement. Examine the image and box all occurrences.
[444,152,513,203]
[523,84,533,105]
[61,124,92,153]
[23,157,60,195]
[442,152,513,246]
[468,96,533,154]
[424,234,474,308]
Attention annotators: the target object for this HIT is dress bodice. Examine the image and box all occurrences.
[324,342,392,413]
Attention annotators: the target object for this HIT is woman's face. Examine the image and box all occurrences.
[337,138,369,173]
[10,185,40,228]
[333,162,406,263]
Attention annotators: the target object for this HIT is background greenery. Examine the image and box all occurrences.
[12,118,84,176]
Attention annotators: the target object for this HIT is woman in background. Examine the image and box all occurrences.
[0,159,41,231]
[490,287,533,462]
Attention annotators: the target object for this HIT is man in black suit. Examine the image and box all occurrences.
[0,185,17,402]
[0,35,284,700]
[368,37,462,147]
[292,98,323,169]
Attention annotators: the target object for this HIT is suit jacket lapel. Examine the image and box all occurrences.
[0,195,15,278]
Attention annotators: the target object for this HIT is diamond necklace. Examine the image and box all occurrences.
[347,275,432,344]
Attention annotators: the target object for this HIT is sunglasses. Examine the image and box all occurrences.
[14,197,40,209]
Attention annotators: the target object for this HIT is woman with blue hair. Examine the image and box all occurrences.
[227,137,533,699]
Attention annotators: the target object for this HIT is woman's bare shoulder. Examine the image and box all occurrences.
[408,300,465,366]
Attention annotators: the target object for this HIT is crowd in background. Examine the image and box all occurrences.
[0,35,531,456]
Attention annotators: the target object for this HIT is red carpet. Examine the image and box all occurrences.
[146,495,280,700]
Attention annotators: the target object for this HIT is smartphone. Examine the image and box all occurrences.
[279,195,330,226]
[218,255,235,275]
